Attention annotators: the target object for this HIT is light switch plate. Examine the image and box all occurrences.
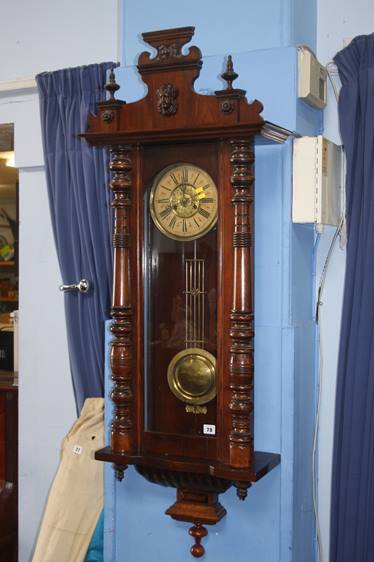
[298,47,327,109]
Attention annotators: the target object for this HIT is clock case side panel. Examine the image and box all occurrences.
[217,140,233,466]
[107,145,140,459]
[133,146,145,454]
[217,138,255,470]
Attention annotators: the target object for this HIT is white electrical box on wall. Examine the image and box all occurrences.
[298,47,327,109]
[292,136,342,226]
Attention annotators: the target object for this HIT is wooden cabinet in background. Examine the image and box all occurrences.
[0,373,18,562]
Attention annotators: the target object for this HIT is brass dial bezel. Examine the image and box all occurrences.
[149,162,218,242]
[167,347,216,405]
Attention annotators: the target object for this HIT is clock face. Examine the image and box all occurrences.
[150,163,218,241]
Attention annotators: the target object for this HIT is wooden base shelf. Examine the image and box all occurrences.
[95,447,280,483]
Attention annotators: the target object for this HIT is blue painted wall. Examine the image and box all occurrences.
[122,0,284,66]
[103,2,320,560]
[120,0,316,65]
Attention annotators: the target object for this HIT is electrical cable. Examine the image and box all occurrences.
[313,319,323,562]
[326,62,340,102]
[312,58,346,562]
[313,215,344,562]
[315,215,345,322]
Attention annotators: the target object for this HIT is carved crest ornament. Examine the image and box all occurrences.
[156,83,178,116]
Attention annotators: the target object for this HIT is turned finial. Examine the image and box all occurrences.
[221,55,239,90]
[234,481,252,501]
[113,463,127,481]
[189,522,208,558]
[105,67,120,100]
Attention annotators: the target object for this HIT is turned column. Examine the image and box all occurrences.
[228,138,255,468]
[108,146,134,454]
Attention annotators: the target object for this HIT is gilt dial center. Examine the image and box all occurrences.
[171,185,200,218]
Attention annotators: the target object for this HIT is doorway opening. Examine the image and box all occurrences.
[0,121,18,562]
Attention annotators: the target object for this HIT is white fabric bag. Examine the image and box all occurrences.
[32,398,104,562]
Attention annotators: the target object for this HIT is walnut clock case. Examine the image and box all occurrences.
[82,27,290,558]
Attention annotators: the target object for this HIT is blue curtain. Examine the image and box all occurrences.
[36,64,115,412]
[330,35,374,562]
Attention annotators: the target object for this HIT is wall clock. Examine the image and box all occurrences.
[82,26,290,558]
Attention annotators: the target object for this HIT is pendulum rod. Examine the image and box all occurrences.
[184,240,205,349]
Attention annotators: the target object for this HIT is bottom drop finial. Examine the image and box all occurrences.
[189,522,208,558]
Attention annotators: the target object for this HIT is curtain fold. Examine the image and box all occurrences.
[36,63,115,412]
[330,34,374,562]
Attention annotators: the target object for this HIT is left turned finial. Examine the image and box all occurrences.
[105,67,120,100]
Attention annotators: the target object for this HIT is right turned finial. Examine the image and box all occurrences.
[221,55,239,90]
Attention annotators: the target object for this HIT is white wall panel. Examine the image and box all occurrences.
[0,2,118,559]
[0,0,119,82]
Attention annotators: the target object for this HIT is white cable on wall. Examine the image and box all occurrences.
[314,216,344,562]
[313,60,346,562]
[314,320,323,562]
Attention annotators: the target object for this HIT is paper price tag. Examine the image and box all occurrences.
[203,424,216,436]
[72,445,83,455]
